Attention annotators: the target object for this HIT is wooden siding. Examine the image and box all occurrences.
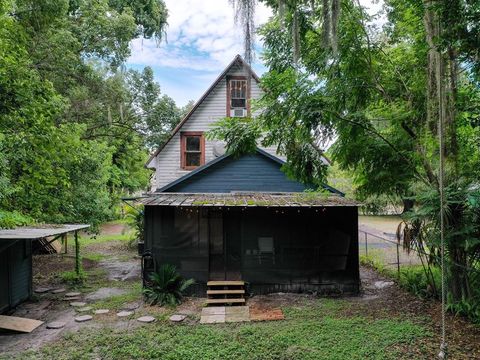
[152,61,282,190]
[164,152,311,193]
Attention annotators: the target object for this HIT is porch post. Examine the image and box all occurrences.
[74,231,80,276]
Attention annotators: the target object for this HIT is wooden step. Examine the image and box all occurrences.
[206,298,245,305]
[207,281,244,286]
[207,289,245,295]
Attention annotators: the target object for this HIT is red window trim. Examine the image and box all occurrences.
[226,75,251,117]
[180,131,205,170]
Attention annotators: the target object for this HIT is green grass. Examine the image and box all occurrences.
[90,282,143,311]
[80,232,134,246]
[16,299,430,360]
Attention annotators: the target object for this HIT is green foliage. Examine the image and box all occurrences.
[207,117,261,157]
[143,264,195,306]
[125,204,144,248]
[60,269,86,285]
[0,0,177,226]
[0,210,33,229]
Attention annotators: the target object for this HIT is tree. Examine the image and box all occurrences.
[223,0,480,317]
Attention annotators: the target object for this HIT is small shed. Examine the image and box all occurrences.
[139,192,359,295]
[0,224,89,313]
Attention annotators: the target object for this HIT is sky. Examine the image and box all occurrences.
[126,0,384,107]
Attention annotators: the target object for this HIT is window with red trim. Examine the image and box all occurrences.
[181,132,205,169]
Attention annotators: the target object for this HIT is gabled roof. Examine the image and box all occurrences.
[156,148,344,196]
[145,55,260,168]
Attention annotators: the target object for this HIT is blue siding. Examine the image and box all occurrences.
[165,153,312,193]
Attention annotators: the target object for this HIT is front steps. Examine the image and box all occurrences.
[206,281,245,306]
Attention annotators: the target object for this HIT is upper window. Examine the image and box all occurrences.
[227,76,250,117]
[181,132,205,170]
[230,79,247,108]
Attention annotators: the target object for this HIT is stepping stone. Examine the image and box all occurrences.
[374,281,394,289]
[34,287,51,294]
[117,311,134,318]
[46,321,66,329]
[94,309,110,315]
[70,302,87,307]
[169,314,186,322]
[51,288,66,294]
[74,315,93,323]
[63,296,81,301]
[77,306,92,312]
[122,302,140,311]
[65,292,81,297]
[200,314,225,324]
[137,316,156,323]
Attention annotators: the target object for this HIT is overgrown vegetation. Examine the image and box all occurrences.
[143,264,195,306]
[0,1,187,228]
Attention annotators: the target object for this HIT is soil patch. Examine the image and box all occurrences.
[33,255,96,287]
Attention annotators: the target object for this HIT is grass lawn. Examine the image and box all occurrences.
[16,299,429,360]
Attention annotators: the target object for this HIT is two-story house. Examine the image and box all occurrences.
[139,55,359,300]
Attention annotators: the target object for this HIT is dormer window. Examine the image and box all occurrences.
[227,76,249,117]
[180,132,205,170]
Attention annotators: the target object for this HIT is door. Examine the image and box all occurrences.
[209,210,225,280]
[225,213,242,280]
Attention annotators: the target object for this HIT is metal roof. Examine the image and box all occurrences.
[0,224,90,240]
[135,192,358,207]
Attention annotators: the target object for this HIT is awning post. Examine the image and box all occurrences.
[74,231,80,276]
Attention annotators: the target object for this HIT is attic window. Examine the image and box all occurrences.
[230,79,247,108]
[181,132,205,170]
[227,76,250,117]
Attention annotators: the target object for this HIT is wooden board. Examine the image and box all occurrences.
[207,289,245,295]
[207,281,244,286]
[206,298,245,304]
[0,315,44,333]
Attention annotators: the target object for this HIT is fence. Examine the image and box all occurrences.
[359,226,422,276]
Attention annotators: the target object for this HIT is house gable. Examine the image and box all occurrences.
[147,55,269,191]
[158,149,343,194]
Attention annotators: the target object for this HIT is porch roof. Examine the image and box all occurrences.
[133,192,358,207]
[0,224,90,240]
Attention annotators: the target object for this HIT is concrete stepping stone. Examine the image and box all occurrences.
[77,306,92,312]
[169,314,186,322]
[63,296,81,301]
[74,315,93,323]
[122,302,140,311]
[65,292,81,297]
[46,321,66,329]
[70,301,87,307]
[137,316,156,323]
[117,311,134,318]
[34,287,51,294]
[51,288,66,294]
[94,309,110,315]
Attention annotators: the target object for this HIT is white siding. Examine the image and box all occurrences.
[153,62,284,191]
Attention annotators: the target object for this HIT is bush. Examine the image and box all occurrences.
[0,210,33,229]
[143,264,195,306]
[60,270,86,285]
[126,204,144,249]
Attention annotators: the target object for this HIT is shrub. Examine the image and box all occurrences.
[126,204,144,249]
[143,264,195,306]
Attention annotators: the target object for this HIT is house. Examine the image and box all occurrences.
[142,55,359,297]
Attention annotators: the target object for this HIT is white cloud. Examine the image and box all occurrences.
[128,0,272,72]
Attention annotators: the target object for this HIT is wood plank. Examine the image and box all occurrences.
[207,289,245,295]
[207,281,245,286]
[206,298,245,304]
[0,315,44,333]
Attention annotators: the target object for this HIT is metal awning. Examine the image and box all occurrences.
[0,224,90,240]
[130,192,358,207]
